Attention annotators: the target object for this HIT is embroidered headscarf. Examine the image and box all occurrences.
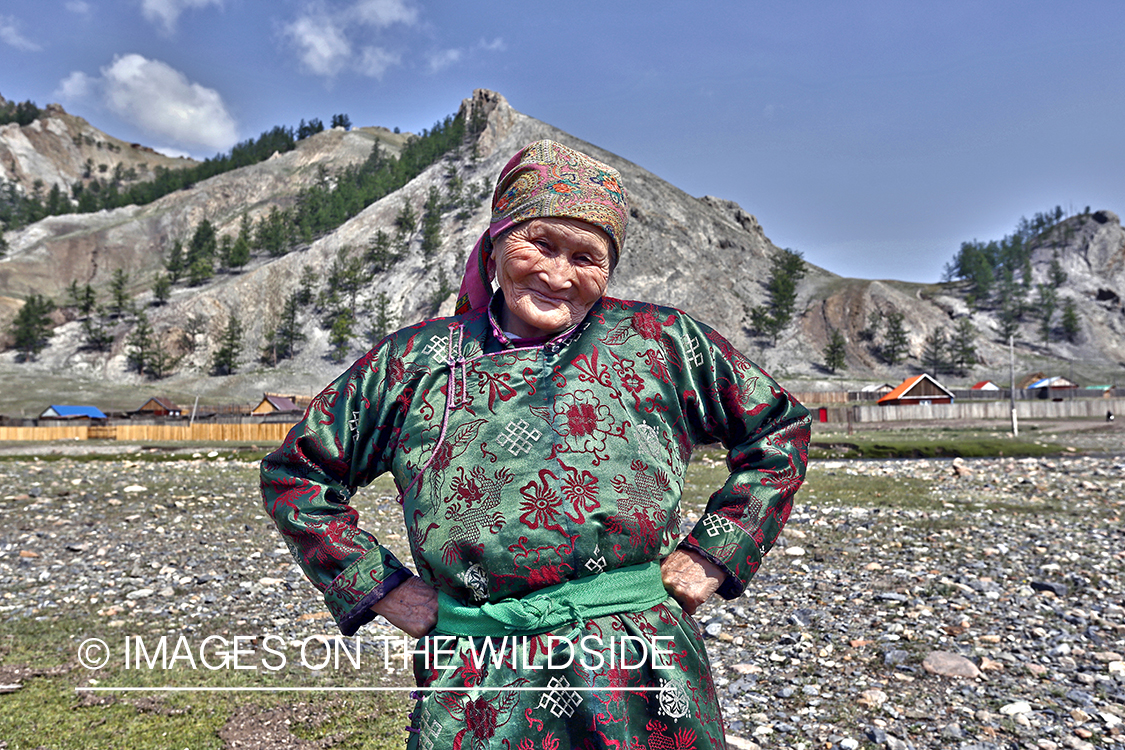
[455,140,628,316]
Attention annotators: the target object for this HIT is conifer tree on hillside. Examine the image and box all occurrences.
[211,314,243,375]
[126,311,155,374]
[822,327,847,374]
[67,280,97,318]
[152,273,172,306]
[228,214,252,272]
[165,240,185,283]
[921,328,949,374]
[1061,299,1080,343]
[420,186,443,261]
[949,318,978,375]
[10,294,55,361]
[749,247,806,345]
[1036,284,1058,344]
[881,311,909,365]
[108,269,131,317]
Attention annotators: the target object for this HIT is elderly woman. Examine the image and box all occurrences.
[261,140,810,749]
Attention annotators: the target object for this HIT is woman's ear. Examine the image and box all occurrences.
[486,253,497,282]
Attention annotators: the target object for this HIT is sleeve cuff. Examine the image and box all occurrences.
[681,511,765,600]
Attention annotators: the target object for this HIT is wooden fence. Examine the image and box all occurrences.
[0,422,297,443]
[852,397,1125,423]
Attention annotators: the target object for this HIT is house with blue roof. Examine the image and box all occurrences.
[39,405,108,420]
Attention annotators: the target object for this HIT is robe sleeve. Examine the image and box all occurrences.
[259,336,415,636]
[671,314,811,600]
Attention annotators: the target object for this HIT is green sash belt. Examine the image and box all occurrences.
[434,561,669,637]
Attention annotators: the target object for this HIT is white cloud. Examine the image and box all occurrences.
[350,0,417,27]
[65,1,92,14]
[0,16,42,51]
[477,37,504,53]
[284,13,353,77]
[283,0,417,79]
[427,48,461,74]
[359,47,400,79]
[55,71,94,101]
[57,55,237,152]
[140,0,222,34]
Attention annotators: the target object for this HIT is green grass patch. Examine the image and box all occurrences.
[0,614,411,749]
[800,468,939,510]
[809,433,1061,459]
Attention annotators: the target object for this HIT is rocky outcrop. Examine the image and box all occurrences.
[0,103,195,195]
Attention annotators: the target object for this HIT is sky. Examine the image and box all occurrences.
[2,0,1123,283]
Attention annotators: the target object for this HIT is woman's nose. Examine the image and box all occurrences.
[537,254,575,289]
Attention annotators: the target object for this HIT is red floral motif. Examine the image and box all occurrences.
[631,311,665,340]
[464,696,498,741]
[567,402,598,436]
[518,470,564,531]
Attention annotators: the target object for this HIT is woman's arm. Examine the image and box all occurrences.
[672,314,812,601]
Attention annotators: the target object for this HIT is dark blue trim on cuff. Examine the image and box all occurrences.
[677,541,746,600]
[337,567,413,636]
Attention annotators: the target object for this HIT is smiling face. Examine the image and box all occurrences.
[490,217,612,340]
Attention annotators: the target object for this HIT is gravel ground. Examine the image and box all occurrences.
[0,442,1123,750]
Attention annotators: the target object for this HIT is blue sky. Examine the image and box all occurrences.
[2,1,1123,283]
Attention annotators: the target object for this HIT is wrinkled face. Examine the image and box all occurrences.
[490,217,612,339]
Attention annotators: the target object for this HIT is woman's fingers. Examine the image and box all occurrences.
[660,549,725,615]
[370,576,439,638]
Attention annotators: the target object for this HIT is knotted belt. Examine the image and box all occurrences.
[434,562,669,637]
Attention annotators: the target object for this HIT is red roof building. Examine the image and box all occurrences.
[877,374,955,406]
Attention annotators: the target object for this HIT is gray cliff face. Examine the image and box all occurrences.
[0,102,196,194]
[0,89,1123,412]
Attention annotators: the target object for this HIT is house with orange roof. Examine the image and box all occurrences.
[877,374,955,406]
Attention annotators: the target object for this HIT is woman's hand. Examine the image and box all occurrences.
[369,576,438,638]
[661,549,725,615]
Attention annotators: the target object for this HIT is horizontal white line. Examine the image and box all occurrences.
[75,686,667,693]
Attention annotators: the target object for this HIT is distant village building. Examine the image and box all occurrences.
[877,374,955,406]
[1028,376,1079,400]
[251,394,303,415]
[859,383,895,394]
[134,397,181,417]
[39,405,107,420]
[971,380,1000,391]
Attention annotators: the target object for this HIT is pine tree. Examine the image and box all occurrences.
[68,280,97,318]
[949,318,978,375]
[394,201,417,235]
[997,304,1021,342]
[1060,299,1080,343]
[108,268,131,317]
[82,313,114,352]
[211,314,243,375]
[367,291,396,344]
[823,327,847,373]
[328,311,354,363]
[1036,283,1058,344]
[146,336,177,379]
[366,230,401,273]
[10,294,55,361]
[217,234,234,272]
[165,240,185,283]
[152,273,172,306]
[1049,251,1068,288]
[228,214,252,272]
[420,186,443,260]
[261,292,306,365]
[881,311,909,365]
[330,113,352,129]
[749,248,806,345]
[921,328,949,374]
[126,311,155,374]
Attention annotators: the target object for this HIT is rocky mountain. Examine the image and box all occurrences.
[0,94,196,198]
[0,89,1123,414]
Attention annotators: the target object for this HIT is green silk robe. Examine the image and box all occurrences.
[261,295,810,750]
